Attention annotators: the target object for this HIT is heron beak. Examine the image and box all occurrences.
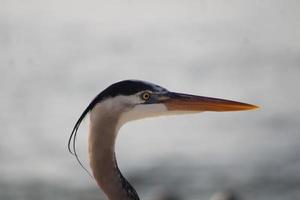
[161,92,258,112]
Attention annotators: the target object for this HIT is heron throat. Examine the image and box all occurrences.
[88,103,140,200]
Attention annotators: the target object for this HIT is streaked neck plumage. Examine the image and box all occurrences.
[88,99,140,200]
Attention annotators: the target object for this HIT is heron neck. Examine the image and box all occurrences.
[88,105,140,200]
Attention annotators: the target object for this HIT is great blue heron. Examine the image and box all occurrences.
[68,80,258,200]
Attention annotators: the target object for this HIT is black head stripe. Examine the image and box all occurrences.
[82,80,161,113]
[100,80,157,98]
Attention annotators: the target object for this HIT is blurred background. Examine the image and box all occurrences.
[1,0,300,199]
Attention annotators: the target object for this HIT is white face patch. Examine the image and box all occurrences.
[90,94,166,127]
[117,103,168,130]
[90,95,140,123]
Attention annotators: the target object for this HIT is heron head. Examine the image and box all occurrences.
[68,79,258,174]
[88,80,258,128]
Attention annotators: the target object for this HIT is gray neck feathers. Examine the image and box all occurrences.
[88,103,140,200]
[114,154,140,200]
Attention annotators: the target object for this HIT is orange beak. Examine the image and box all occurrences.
[161,92,258,112]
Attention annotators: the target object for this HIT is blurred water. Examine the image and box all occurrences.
[1,0,300,199]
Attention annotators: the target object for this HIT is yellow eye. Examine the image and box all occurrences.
[141,92,151,101]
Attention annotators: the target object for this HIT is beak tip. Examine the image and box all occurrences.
[250,104,260,110]
[236,103,260,111]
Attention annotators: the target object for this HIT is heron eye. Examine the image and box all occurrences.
[141,92,151,101]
